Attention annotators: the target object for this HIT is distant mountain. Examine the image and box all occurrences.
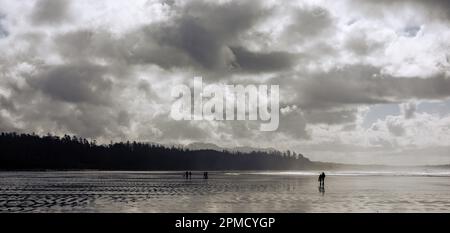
[185,142,224,151]
[186,142,278,154]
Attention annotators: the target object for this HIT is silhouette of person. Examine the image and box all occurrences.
[203,172,208,179]
[185,171,189,179]
[189,171,192,179]
[318,172,326,187]
[321,172,326,186]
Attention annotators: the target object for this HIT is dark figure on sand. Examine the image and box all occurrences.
[184,171,192,179]
[318,172,326,187]
[184,171,208,179]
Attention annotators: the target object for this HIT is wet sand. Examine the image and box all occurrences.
[1,171,450,212]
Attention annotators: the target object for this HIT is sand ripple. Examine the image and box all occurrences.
[1,171,450,212]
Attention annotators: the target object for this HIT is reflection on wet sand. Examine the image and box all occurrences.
[1,171,450,212]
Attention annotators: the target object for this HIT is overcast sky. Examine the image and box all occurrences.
[1,0,450,165]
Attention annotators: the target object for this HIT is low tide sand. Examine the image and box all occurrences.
[1,171,450,212]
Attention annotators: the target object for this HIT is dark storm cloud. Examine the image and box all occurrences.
[125,23,203,69]
[0,93,15,111]
[273,65,450,126]
[30,0,73,25]
[229,47,298,73]
[0,93,17,132]
[0,115,16,132]
[123,0,294,74]
[1,71,129,139]
[53,29,131,77]
[283,65,450,111]
[55,30,108,60]
[124,0,266,70]
[27,63,113,105]
[285,65,388,110]
[282,6,334,43]
[137,80,160,102]
[414,0,450,18]
[49,0,292,75]
[51,104,129,139]
[376,75,450,100]
[21,99,129,139]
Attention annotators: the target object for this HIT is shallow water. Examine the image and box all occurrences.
[1,171,450,212]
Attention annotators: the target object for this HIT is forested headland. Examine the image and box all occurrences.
[0,132,315,171]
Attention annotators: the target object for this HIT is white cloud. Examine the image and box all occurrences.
[1,0,450,165]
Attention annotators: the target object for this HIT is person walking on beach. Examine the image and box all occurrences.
[318,172,326,187]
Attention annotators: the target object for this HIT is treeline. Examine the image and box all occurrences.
[0,132,313,170]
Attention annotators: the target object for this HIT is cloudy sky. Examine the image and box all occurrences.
[1,0,450,165]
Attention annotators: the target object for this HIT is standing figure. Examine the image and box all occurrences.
[321,172,326,186]
[318,172,326,187]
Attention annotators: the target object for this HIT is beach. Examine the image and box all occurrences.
[1,171,450,213]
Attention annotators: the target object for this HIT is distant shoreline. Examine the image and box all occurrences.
[2,132,450,171]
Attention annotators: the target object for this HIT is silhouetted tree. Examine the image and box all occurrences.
[0,132,313,171]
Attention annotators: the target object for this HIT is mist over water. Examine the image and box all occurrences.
[248,170,450,177]
[1,171,450,213]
